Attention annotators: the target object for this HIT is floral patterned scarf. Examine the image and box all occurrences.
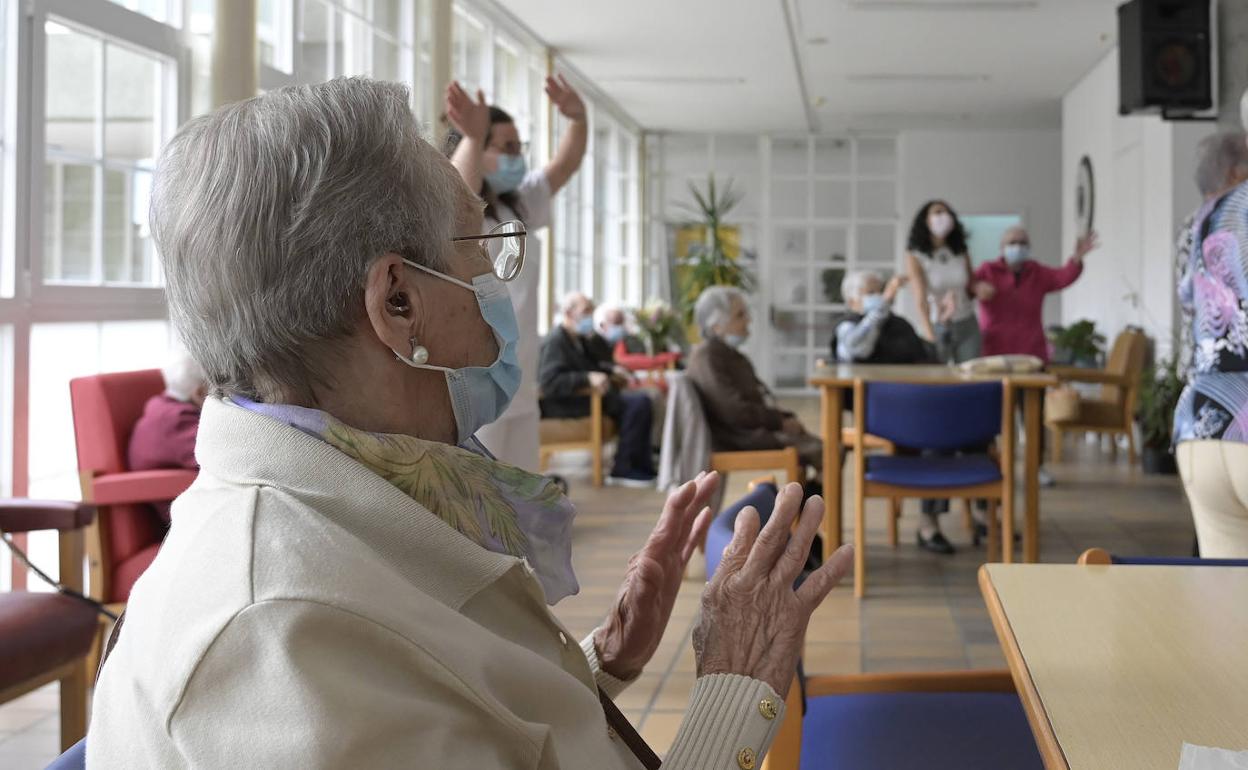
[229,395,579,603]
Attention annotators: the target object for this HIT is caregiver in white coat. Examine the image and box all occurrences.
[445,76,588,471]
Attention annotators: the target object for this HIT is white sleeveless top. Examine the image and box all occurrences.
[915,246,973,323]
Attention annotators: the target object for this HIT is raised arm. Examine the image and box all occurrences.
[905,251,936,341]
[1042,230,1099,293]
[445,81,490,194]
[542,75,588,195]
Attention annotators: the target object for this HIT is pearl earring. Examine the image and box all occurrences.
[407,337,429,365]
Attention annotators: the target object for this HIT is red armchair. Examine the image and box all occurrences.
[68,370,197,613]
[0,500,98,751]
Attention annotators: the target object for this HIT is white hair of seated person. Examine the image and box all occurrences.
[840,270,883,308]
[694,285,747,339]
[162,352,208,403]
[151,78,460,403]
[1242,87,1248,134]
[1194,131,1248,197]
[592,302,626,334]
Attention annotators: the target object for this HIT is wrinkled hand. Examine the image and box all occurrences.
[972,281,996,302]
[545,74,587,121]
[884,274,909,302]
[694,484,854,696]
[445,81,490,143]
[1074,230,1100,261]
[594,472,721,680]
[588,371,610,394]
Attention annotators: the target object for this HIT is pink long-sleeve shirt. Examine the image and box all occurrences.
[973,257,1084,363]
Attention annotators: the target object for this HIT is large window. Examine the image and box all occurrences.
[43,21,172,286]
[298,0,412,84]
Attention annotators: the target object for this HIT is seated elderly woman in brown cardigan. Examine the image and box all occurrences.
[687,286,824,475]
[86,78,854,768]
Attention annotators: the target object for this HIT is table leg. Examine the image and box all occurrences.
[1024,388,1041,563]
[821,385,844,560]
[1001,384,1015,564]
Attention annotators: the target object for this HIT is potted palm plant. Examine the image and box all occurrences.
[1136,357,1182,475]
[1047,319,1107,367]
[673,175,756,329]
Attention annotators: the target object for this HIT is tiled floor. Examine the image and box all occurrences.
[0,398,1194,765]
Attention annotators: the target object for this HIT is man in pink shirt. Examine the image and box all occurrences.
[972,226,1100,362]
[972,226,1099,487]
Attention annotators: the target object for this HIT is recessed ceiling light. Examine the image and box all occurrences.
[808,36,829,45]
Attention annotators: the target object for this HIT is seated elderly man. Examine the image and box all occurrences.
[687,286,822,473]
[127,350,208,521]
[87,78,855,768]
[540,292,656,486]
[832,270,934,364]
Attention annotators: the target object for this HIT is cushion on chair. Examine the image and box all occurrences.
[0,593,98,693]
[865,455,1002,489]
[46,738,87,770]
[539,417,617,444]
[800,691,1044,770]
[110,541,162,603]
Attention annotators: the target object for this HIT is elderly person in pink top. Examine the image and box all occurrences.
[972,226,1100,361]
[972,226,1099,486]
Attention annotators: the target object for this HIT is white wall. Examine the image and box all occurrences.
[898,129,1063,325]
[1061,50,1215,362]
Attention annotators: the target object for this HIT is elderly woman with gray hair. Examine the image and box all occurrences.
[686,286,823,474]
[86,79,854,768]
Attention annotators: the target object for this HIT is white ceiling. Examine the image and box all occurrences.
[495,0,1123,134]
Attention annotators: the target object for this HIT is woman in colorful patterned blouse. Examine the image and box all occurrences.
[1173,96,1248,557]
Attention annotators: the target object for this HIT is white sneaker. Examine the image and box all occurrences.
[1038,467,1055,488]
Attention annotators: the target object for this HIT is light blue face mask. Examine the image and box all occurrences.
[604,325,627,344]
[1004,243,1030,266]
[575,316,595,336]
[487,154,528,195]
[724,333,748,348]
[394,260,522,444]
[861,293,887,314]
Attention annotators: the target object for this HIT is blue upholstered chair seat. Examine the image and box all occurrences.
[864,455,1001,489]
[800,691,1043,770]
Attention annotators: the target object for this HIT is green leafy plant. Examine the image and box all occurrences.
[675,175,757,324]
[633,300,678,355]
[1136,357,1182,449]
[1047,320,1107,366]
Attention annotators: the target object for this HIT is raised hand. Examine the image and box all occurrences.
[545,74,587,122]
[594,472,721,680]
[693,483,854,696]
[1074,230,1100,262]
[972,280,996,302]
[445,81,490,143]
[884,274,909,302]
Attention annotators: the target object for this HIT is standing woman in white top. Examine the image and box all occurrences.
[445,77,588,471]
[904,200,981,364]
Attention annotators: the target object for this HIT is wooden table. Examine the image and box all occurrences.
[979,564,1248,769]
[811,363,1056,563]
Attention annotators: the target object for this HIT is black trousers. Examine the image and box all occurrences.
[606,391,655,476]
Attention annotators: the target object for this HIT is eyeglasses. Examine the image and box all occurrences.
[451,219,527,282]
[489,140,529,156]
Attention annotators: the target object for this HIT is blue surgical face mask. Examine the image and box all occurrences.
[861,293,887,314]
[394,260,522,444]
[604,325,627,344]
[486,154,527,195]
[576,316,594,336]
[724,333,748,348]
[1004,243,1030,266]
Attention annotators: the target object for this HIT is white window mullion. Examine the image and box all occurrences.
[91,39,106,284]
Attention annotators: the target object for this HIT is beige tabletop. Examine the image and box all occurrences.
[979,564,1248,770]
[810,362,1057,389]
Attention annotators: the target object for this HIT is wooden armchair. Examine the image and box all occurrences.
[538,388,617,487]
[0,500,98,751]
[1047,328,1148,464]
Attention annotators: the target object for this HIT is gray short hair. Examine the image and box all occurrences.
[1194,130,1248,196]
[694,286,746,338]
[162,350,207,402]
[1241,88,1248,133]
[840,270,882,304]
[152,78,459,401]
